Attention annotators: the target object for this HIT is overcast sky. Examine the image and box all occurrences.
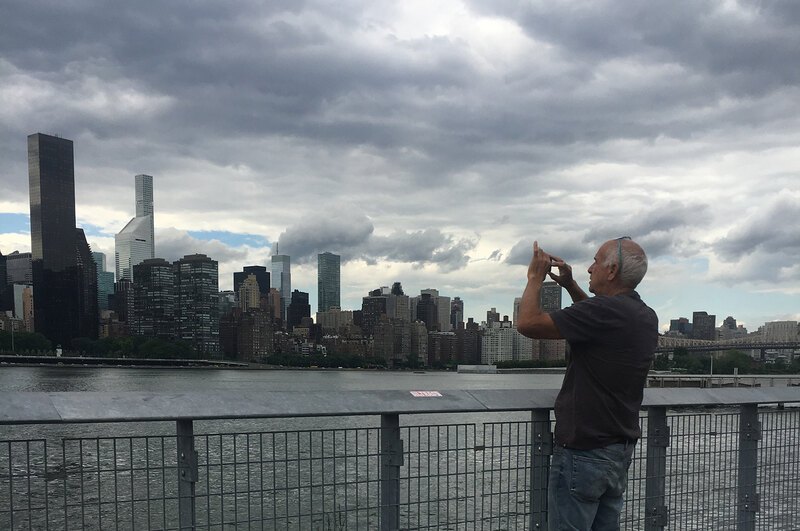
[2,0,799,331]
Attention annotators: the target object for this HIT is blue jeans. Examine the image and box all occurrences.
[547,442,635,531]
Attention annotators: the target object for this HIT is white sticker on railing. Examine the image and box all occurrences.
[410,391,442,397]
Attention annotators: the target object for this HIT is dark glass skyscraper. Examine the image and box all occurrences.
[317,252,340,312]
[132,258,175,339]
[175,254,220,357]
[287,289,310,330]
[28,133,97,346]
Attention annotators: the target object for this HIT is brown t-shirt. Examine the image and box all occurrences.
[550,291,658,450]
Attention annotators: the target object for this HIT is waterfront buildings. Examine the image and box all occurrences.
[317,252,340,313]
[482,320,515,364]
[316,307,354,334]
[28,133,97,346]
[692,311,717,340]
[115,174,155,282]
[761,321,799,342]
[668,317,692,337]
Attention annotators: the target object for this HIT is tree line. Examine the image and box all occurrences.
[654,348,800,374]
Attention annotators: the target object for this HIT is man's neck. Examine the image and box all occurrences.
[598,286,633,297]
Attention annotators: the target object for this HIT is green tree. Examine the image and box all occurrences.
[672,348,704,373]
[0,330,53,353]
[714,350,753,374]
[652,353,672,371]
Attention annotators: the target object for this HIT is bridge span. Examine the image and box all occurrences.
[656,336,800,353]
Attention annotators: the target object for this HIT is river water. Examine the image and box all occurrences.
[0,366,565,393]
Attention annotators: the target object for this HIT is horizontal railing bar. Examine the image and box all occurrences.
[1,387,799,425]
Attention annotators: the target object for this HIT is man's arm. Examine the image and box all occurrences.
[516,242,563,339]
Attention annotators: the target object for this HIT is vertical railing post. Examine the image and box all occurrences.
[644,407,669,531]
[529,408,553,530]
[380,413,403,531]
[737,404,760,531]
[176,419,198,530]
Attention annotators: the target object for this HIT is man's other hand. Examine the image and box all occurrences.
[528,241,552,283]
[547,254,574,287]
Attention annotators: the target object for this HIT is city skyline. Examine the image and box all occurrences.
[1,2,799,330]
[2,138,797,332]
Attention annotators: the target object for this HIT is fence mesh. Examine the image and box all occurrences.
[1,407,798,530]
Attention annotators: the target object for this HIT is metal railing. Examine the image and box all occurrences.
[1,387,799,530]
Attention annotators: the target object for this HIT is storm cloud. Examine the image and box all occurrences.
[2,0,799,325]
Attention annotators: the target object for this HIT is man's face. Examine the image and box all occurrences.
[587,241,614,295]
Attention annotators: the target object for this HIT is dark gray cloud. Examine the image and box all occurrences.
[505,239,591,268]
[276,213,476,271]
[2,0,800,324]
[156,228,248,264]
[468,0,800,96]
[714,195,800,261]
[275,213,374,262]
[582,201,712,258]
[4,0,797,200]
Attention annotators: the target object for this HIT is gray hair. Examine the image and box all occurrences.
[602,240,648,289]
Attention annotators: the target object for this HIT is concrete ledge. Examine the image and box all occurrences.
[1,387,799,425]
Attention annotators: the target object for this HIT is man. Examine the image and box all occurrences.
[517,238,658,530]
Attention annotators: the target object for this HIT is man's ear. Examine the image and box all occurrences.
[607,264,619,282]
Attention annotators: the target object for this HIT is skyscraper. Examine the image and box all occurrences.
[131,258,174,339]
[28,133,97,346]
[271,249,291,321]
[287,289,310,330]
[317,252,340,313]
[540,281,562,312]
[116,174,155,282]
[5,251,32,284]
[175,254,220,357]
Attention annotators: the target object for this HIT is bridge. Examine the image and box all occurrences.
[2,387,799,529]
[656,335,800,353]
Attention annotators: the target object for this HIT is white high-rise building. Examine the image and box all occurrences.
[115,174,155,281]
[481,323,515,364]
